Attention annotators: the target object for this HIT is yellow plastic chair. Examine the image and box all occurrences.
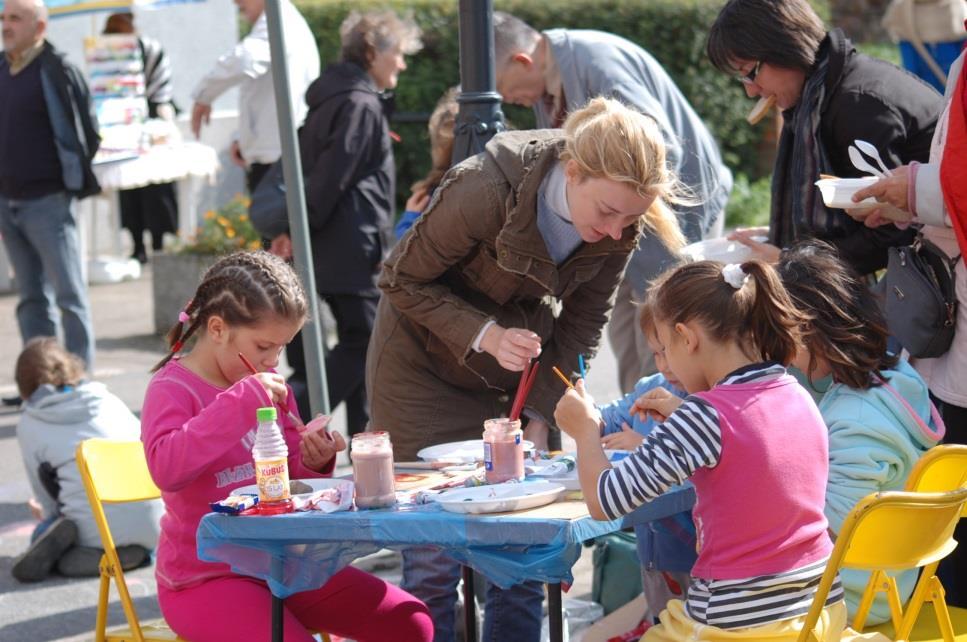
[77,438,184,642]
[77,439,331,642]
[854,445,967,641]
[796,489,967,642]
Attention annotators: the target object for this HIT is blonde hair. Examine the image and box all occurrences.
[15,337,86,400]
[340,9,422,69]
[560,97,686,251]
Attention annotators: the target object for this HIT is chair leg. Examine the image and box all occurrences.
[896,562,940,641]
[95,565,111,642]
[927,576,955,642]
[852,570,885,631]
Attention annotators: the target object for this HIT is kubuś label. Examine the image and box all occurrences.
[255,457,291,501]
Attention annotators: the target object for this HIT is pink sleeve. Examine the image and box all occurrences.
[141,375,273,491]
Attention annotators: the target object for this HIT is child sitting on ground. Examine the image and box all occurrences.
[13,337,162,582]
[597,302,695,623]
[556,260,863,641]
[141,251,432,642]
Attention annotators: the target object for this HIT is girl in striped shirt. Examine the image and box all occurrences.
[555,259,853,641]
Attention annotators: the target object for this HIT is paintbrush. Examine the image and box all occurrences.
[237,352,332,441]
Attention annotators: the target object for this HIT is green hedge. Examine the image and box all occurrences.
[295,0,768,208]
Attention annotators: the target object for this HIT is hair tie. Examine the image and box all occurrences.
[177,310,190,324]
[171,340,184,353]
[722,263,748,289]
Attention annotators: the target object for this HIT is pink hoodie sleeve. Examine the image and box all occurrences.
[141,375,273,491]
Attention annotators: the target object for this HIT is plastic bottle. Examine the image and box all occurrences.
[252,407,293,514]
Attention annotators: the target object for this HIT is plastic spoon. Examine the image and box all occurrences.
[854,140,893,177]
[848,145,885,178]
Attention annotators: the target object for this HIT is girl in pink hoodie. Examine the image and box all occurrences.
[141,251,432,642]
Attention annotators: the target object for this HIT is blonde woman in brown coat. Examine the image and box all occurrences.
[365,97,685,642]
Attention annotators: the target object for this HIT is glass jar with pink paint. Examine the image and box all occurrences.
[352,431,397,509]
[482,418,525,483]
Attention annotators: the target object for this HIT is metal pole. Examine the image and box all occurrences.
[452,0,505,164]
[263,0,330,416]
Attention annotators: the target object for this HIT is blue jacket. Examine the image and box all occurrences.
[599,374,696,573]
[797,359,943,624]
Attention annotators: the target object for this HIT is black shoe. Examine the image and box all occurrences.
[12,517,78,582]
[131,250,148,264]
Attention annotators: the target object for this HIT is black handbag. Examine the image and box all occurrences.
[882,234,960,359]
[248,160,289,239]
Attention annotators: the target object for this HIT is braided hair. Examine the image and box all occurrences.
[152,251,308,372]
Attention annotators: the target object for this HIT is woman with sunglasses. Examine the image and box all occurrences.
[706,0,943,277]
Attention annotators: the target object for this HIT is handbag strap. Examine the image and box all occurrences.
[874,373,946,442]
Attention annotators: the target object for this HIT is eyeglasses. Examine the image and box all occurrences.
[737,61,762,85]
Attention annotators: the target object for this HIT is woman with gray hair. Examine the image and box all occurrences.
[291,9,421,440]
[706,0,942,277]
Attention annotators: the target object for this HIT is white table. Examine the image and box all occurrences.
[83,141,219,283]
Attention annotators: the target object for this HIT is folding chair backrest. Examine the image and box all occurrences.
[906,445,967,516]
[78,439,161,504]
[797,489,967,642]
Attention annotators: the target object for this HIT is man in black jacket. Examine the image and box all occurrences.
[275,10,420,438]
[0,0,99,371]
[707,0,943,276]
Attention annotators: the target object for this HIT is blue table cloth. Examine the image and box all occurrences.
[197,484,695,599]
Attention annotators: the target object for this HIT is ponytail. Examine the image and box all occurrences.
[739,261,801,364]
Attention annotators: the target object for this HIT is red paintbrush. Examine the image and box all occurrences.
[509,361,540,421]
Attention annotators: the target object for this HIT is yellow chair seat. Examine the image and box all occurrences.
[866,604,967,641]
[103,618,185,641]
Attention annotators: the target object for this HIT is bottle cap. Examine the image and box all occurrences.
[256,407,277,422]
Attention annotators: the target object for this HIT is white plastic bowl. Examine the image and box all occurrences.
[814,177,879,210]
[680,237,766,263]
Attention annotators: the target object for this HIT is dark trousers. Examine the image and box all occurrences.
[119,182,177,256]
[932,395,967,607]
[289,294,378,439]
[246,162,273,194]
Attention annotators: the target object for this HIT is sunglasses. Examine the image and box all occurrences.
[737,61,762,85]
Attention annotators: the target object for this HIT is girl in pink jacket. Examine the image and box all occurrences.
[141,251,432,642]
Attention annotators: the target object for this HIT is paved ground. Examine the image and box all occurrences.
[0,264,625,641]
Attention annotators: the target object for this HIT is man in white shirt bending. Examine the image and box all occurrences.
[190,0,319,191]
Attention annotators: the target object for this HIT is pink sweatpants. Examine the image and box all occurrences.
[158,567,434,642]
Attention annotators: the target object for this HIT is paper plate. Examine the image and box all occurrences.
[417,439,536,463]
[680,237,767,264]
[434,481,566,514]
[230,478,343,499]
[814,177,879,210]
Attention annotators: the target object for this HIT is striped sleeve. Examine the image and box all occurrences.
[597,397,722,520]
[140,37,174,106]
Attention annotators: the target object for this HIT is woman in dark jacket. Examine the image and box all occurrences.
[706,0,944,275]
[295,9,421,438]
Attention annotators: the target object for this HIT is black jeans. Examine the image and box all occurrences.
[932,395,967,607]
[288,294,378,439]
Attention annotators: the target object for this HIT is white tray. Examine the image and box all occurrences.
[814,177,879,210]
[230,478,343,499]
[434,481,566,514]
[417,439,535,463]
